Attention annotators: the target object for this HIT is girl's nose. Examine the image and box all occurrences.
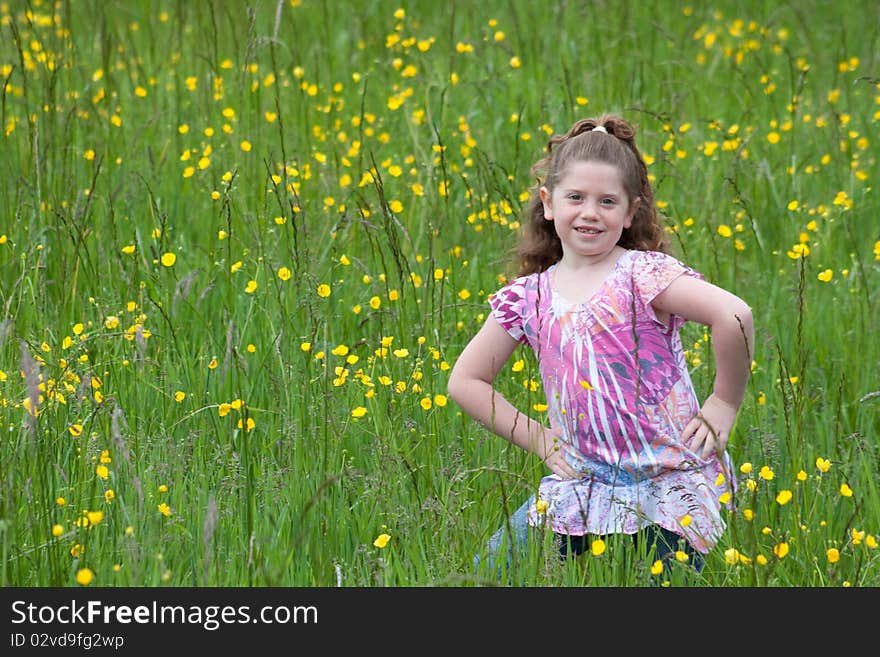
[580,200,600,218]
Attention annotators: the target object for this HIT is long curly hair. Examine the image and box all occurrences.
[515,114,668,276]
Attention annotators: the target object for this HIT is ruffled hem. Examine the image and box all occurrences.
[526,461,735,554]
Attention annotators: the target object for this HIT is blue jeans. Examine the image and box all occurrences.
[474,495,704,578]
[473,495,536,576]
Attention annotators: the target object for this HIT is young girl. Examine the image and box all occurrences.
[447,115,754,574]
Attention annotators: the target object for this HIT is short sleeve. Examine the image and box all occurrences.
[631,251,704,332]
[488,278,528,344]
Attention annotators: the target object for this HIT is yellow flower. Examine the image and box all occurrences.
[680,514,692,527]
[650,560,663,575]
[317,283,331,298]
[218,403,232,417]
[773,542,789,558]
[174,391,186,402]
[433,394,447,407]
[373,533,391,548]
[277,267,291,281]
[68,423,83,437]
[351,406,367,418]
[826,548,840,564]
[160,252,176,267]
[776,490,793,505]
[717,224,732,237]
[674,550,689,563]
[52,524,64,537]
[104,315,120,330]
[76,568,94,586]
[535,499,549,514]
[817,269,833,282]
[591,539,606,556]
[816,457,831,473]
[840,483,853,497]
[158,484,168,493]
[158,503,172,517]
[739,462,753,474]
[95,465,109,480]
[759,465,774,481]
[419,397,432,410]
[86,510,103,525]
[240,140,252,152]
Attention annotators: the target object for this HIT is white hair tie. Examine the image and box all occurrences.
[593,125,608,133]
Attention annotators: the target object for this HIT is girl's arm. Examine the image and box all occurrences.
[447,315,580,479]
[652,275,755,459]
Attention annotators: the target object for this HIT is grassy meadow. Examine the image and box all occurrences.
[1,0,878,587]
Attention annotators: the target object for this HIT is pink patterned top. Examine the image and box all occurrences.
[488,249,736,553]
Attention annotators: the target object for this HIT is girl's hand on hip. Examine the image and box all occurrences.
[538,429,581,479]
[681,394,739,459]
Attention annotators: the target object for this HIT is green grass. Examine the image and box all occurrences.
[1,0,878,587]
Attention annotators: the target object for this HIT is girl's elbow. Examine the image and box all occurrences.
[446,377,460,402]
[446,370,466,403]
[733,302,754,332]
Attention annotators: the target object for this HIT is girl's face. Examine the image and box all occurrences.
[540,160,637,265]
